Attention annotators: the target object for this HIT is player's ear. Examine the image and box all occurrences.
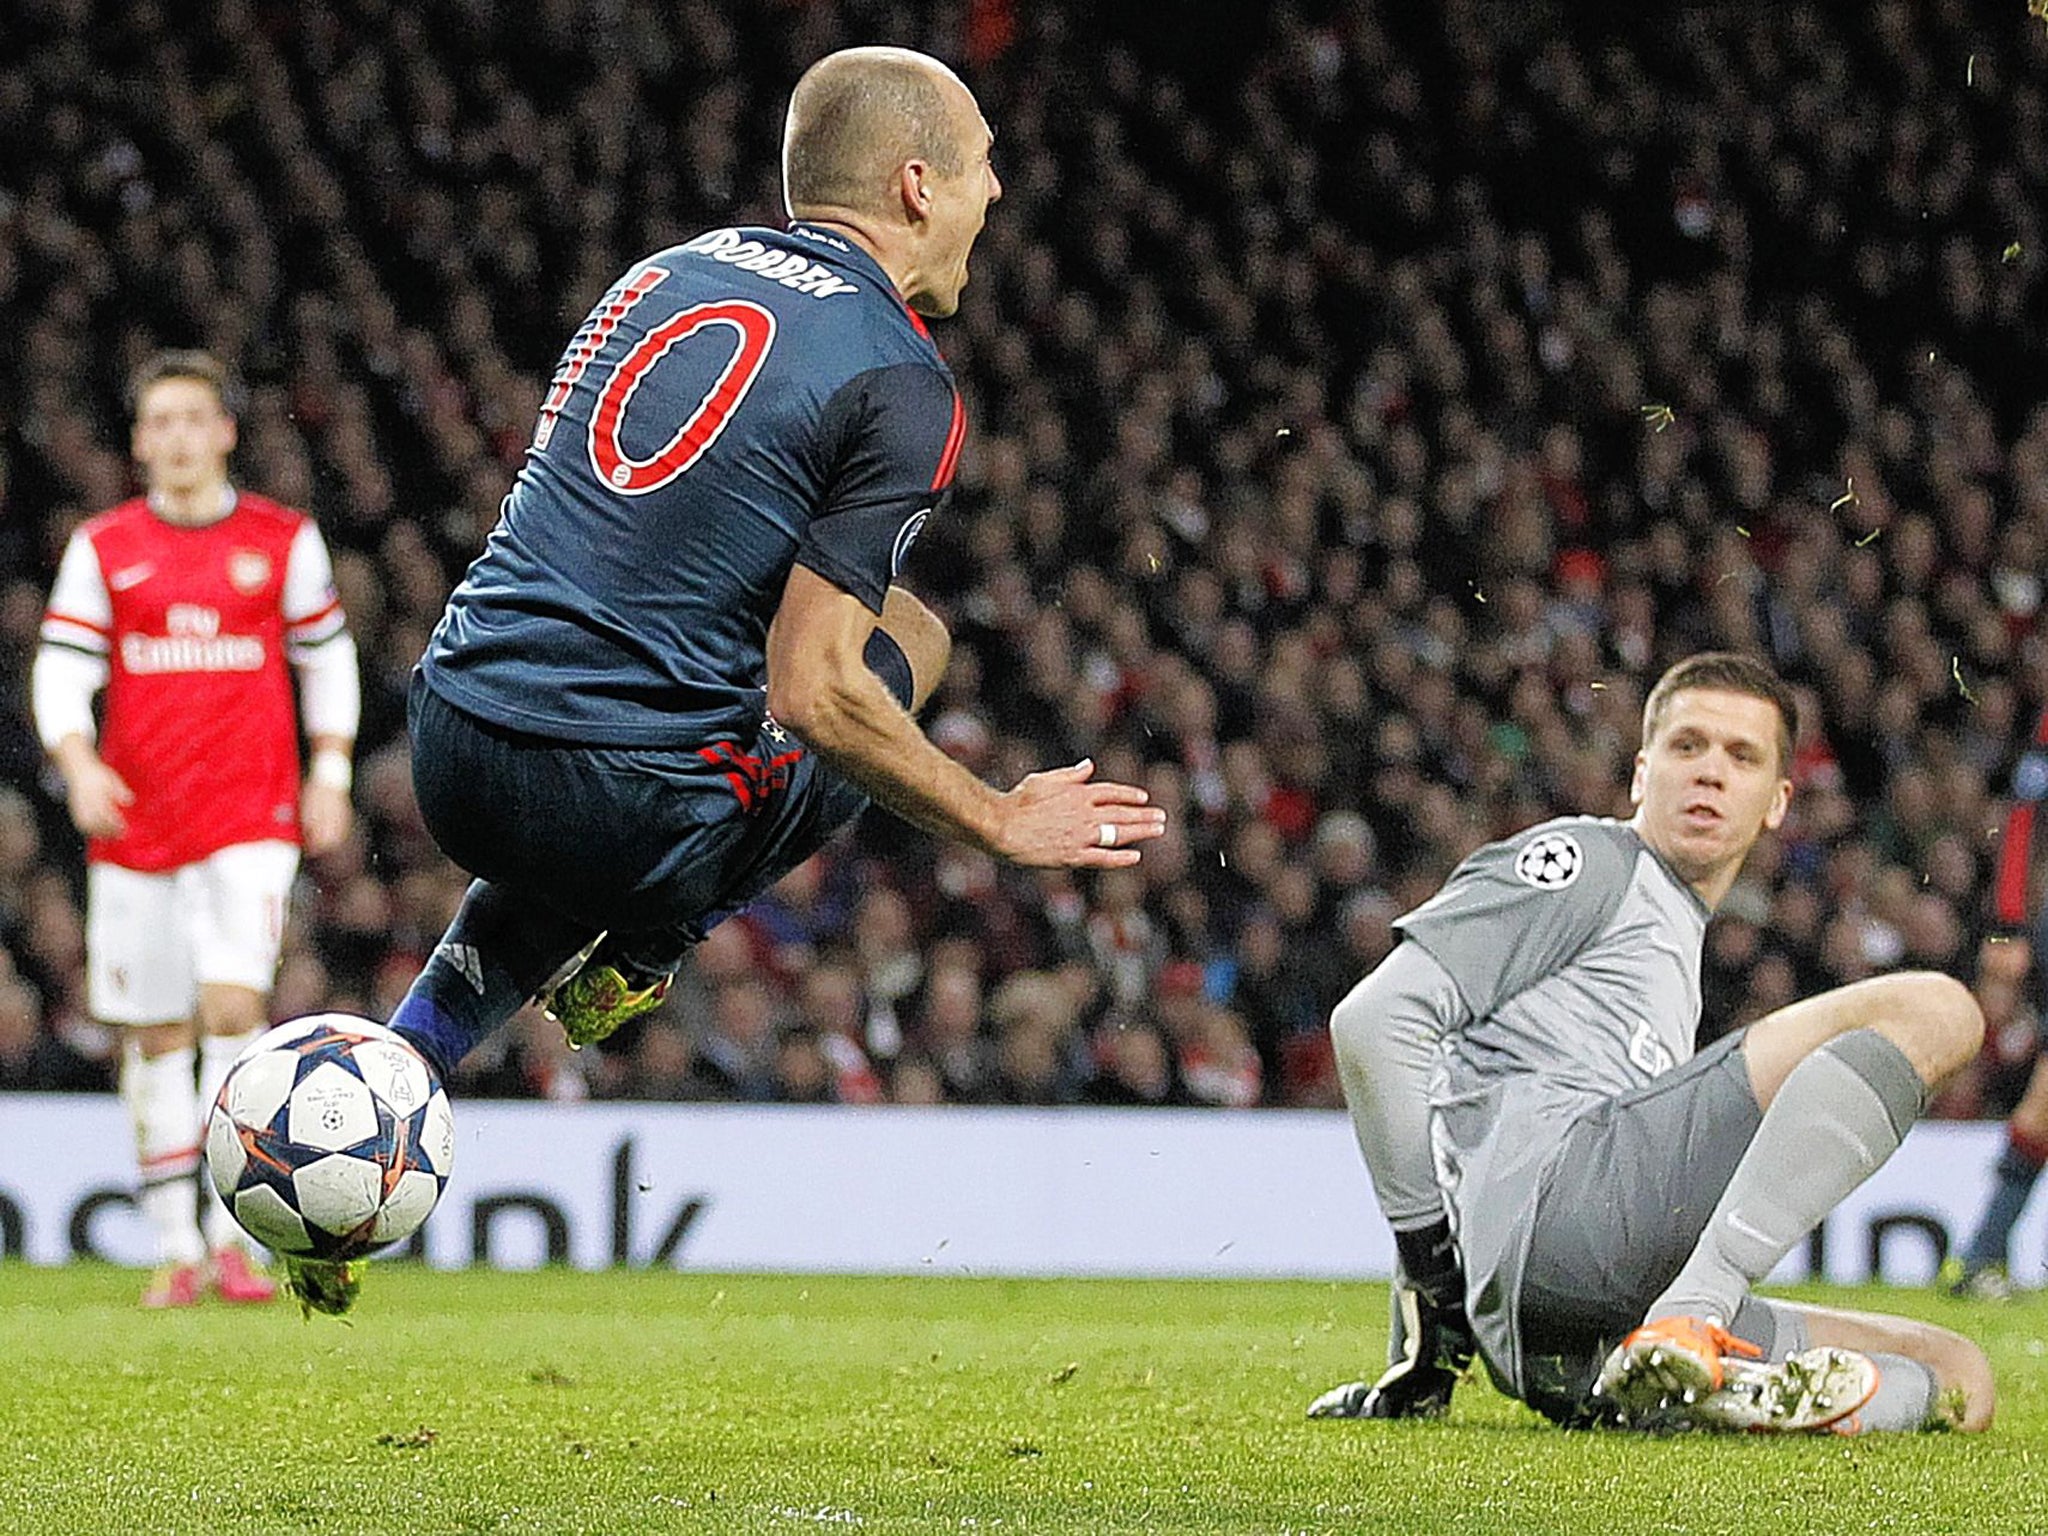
[1763,776,1791,831]
[899,159,933,223]
[1628,751,1647,807]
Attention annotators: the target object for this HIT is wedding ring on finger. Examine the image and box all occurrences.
[1098,822,1119,849]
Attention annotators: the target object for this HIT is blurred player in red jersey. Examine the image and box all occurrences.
[31,351,360,1307]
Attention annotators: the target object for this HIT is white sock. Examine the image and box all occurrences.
[198,1032,260,1252]
[122,1042,206,1267]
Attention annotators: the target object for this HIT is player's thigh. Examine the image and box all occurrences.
[1737,978,1895,1105]
[710,648,905,909]
[86,861,194,1026]
[754,751,866,880]
[409,671,732,931]
[616,745,867,970]
[1741,971,1978,1104]
[712,750,865,915]
[1520,1032,1763,1341]
[185,840,298,994]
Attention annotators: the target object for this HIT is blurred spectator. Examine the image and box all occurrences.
[695,978,783,1101]
[792,957,886,1104]
[915,959,998,1103]
[1083,1018,1181,1107]
[988,969,1085,1104]
[0,976,99,1091]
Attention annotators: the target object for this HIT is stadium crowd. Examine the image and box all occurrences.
[5,0,2048,1112]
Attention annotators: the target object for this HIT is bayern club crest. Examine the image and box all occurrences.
[1514,830,1584,890]
[228,549,272,593]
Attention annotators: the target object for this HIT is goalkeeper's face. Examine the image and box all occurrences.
[1629,686,1791,902]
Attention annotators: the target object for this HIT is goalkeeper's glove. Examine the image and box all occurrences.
[1353,1275,1474,1418]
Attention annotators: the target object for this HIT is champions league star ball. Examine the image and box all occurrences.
[204,1014,455,1261]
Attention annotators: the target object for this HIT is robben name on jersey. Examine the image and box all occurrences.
[425,222,965,748]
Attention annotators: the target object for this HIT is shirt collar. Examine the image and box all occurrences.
[146,483,237,527]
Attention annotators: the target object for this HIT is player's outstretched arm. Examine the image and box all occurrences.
[767,564,1164,866]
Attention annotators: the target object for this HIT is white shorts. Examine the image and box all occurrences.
[87,841,300,1025]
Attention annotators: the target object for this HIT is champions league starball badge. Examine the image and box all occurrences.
[1514,831,1584,890]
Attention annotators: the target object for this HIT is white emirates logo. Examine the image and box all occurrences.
[119,604,265,674]
[1513,831,1584,890]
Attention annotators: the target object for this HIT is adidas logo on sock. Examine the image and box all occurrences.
[436,941,486,995]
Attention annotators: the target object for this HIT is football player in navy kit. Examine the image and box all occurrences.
[280,49,1166,1313]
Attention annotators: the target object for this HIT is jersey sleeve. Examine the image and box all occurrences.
[40,528,112,657]
[1393,822,1637,1020]
[797,362,965,613]
[281,519,348,655]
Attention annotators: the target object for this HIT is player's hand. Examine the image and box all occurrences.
[1308,1285,1476,1421]
[65,757,134,838]
[299,781,353,857]
[990,758,1166,868]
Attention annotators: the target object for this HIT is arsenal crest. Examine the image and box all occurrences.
[228,549,271,593]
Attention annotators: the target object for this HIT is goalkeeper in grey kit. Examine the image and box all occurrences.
[1311,653,1993,1433]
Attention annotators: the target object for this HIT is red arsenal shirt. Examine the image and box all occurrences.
[40,492,345,871]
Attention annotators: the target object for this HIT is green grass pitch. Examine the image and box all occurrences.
[4,1264,2047,1534]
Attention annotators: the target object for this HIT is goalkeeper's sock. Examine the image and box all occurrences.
[1960,1128,2048,1270]
[123,1041,206,1267]
[1649,1029,1924,1327]
[387,878,594,1079]
[1839,1353,1941,1433]
[197,1030,260,1251]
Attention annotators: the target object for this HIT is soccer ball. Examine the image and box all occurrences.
[204,1013,455,1261]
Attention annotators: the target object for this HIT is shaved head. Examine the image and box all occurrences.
[783,47,975,219]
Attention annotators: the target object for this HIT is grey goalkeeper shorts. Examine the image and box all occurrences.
[1509,1030,1808,1423]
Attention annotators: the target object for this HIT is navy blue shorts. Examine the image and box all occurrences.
[408,670,873,963]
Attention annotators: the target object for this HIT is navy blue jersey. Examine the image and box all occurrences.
[422,221,965,746]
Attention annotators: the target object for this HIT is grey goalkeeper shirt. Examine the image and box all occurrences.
[1395,816,1710,1392]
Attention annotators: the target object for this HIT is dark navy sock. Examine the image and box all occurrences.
[1963,1133,2048,1269]
[389,880,596,1079]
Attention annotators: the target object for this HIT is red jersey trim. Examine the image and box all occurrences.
[41,614,111,651]
[285,596,343,633]
[931,389,967,490]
